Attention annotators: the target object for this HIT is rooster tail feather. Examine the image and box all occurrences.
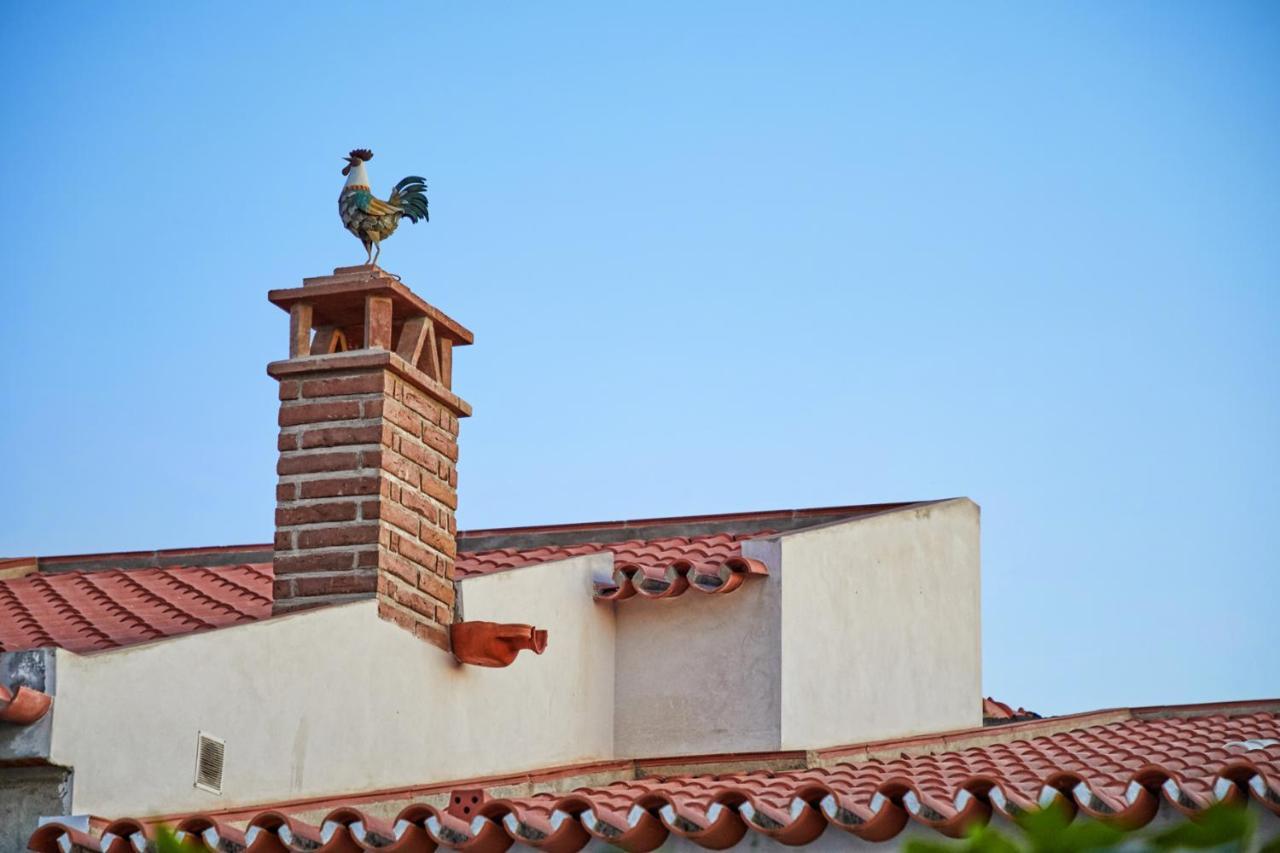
[391,176,429,223]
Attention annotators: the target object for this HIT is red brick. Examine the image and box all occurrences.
[278,379,301,401]
[301,373,387,398]
[379,448,421,488]
[299,424,384,449]
[398,434,443,472]
[279,400,362,427]
[273,578,294,599]
[419,523,457,559]
[437,555,454,578]
[420,474,458,511]
[379,397,424,437]
[402,385,443,421]
[299,475,380,499]
[277,451,362,476]
[356,548,380,568]
[278,432,300,452]
[396,536,442,573]
[292,571,377,597]
[398,489,438,525]
[365,295,394,350]
[417,568,455,607]
[377,599,418,633]
[274,530,294,550]
[276,482,297,501]
[275,502,358,526]
[387,576,438,614]
[380,500,420,538]
[296,524,380,550]
[415,620,450,650]
[420,424,459,460]
[274,551,357,574]
[381,550,419,586]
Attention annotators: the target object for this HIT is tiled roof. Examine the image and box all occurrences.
[458,532,771,600]
[0,564,273,654]
[0,503,934,653]
[0,535,766,657]
[983,696,1042,724]
[457,531,760,576]
[29,704,1280,851]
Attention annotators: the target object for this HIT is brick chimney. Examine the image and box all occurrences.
[267,266,472,649]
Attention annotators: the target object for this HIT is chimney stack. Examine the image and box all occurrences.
[267,266,472,649]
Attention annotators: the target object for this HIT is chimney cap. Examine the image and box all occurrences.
[269,267,474,346]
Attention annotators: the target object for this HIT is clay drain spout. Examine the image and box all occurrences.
[451,621,548,667]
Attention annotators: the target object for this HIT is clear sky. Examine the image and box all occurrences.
[2,3,1276,715]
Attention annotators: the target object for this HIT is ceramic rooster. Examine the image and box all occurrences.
[338,149,429,265]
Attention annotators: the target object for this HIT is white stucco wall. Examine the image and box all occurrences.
[778,499,981,748]
[43,501,982,818]
[612,537,782,757]
[49,554,615,818]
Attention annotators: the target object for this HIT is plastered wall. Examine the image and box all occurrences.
[49,554,615,818]
[778,499,982,748]
[612,537,782,757]
[43,501,980,819]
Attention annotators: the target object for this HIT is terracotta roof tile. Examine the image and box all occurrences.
[31,707,1280,850]
[457,531,772,600]
[1,504,922,651]
[0,564,272,654]
[0,531,769,657]
[984,696,1042,723]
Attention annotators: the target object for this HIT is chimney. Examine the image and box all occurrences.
[267,265,472,649]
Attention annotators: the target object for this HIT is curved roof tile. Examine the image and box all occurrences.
[31,709,1280,851]
[458,532,773,601]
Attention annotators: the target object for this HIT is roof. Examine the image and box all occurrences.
[0,502,931,654]
[983,696,1042,724]
[0,563,272,654]
[28,701,1280,851]
[462,531,772,600]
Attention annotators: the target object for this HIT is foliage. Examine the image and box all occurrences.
[903,801,1280,853]
[148,804,1279,852]
[153,825,203,853]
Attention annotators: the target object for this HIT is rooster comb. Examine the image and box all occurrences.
[348,148,373,162]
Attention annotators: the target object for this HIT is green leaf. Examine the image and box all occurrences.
[904,839,966,853]
[153,825,202,853]
[1148,802,1254,849]
[967,823,1025,853]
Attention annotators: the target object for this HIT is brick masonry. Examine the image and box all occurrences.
[267,268,472,651]
[273,365,461,649]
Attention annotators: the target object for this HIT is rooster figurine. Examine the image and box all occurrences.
[338,149,429,266]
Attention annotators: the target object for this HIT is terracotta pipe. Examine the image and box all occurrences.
[451,621,548,668]
[0,683,53,725]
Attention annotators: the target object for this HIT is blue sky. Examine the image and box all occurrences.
[1,3,1276,715]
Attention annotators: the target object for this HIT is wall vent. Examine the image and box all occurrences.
[193,731,225,794]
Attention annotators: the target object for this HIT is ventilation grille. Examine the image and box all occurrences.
[194,732,225,794]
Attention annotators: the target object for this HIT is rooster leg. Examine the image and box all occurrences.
[362,240,373,265]
[372,241,382,267]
